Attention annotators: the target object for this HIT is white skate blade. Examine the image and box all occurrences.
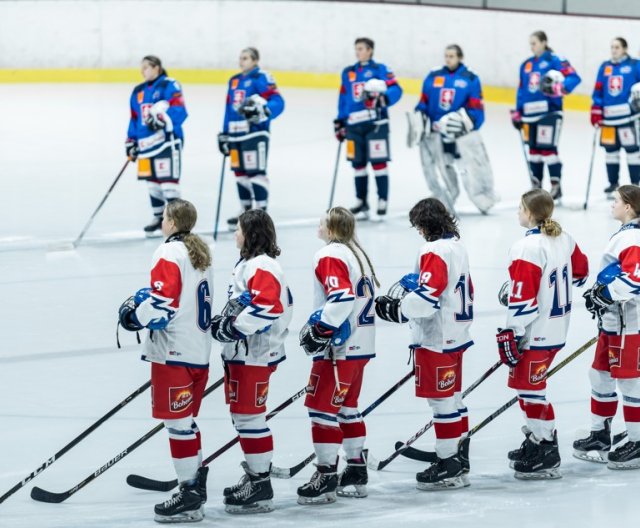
[296,492,337,505]
[336,484,368,498]
[573,449,608,464]
[461,473,471,487]
[514,468,562,480]
[224,499,274,514]
[416,476,465,491]
[154,509,204,523]
[607,459,640,470]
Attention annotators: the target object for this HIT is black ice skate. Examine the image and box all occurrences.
[512,431,561,480]
[607,440,640,470]
[223,464,274,514]
[196,466,208,503]
[154,481,204,523]
[550,182,563,202]
[376,199,388,217]
[349,200,370,221]
[144,216,163,235]
[297,463,338,505]
[573,418,611,464]
[337,456,368,498]
[604,183,618,198]
[227,206,252,229]
[416,454,465,491]
[458,435,471,487]
[508,426,534,469]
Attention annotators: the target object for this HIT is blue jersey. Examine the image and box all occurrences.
[222,67,284,137]
[592,56,640,123]
[415,64,484,130]
[516,51,581,120]
[337,60,402,125]
[127,74,187,157]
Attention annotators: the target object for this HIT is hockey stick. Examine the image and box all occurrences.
[457,336,597,468]
[518,130,534,184]
[0,380,150,504]
[68,159,130,249]
[367,360,502,472]
[29,376,224,504]
[213,155,227,241]
[270,369,415,479]
[583,126,600,210]
[126,385,308,492]
[327,141,343,210]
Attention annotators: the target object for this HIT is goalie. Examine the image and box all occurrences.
[407,44,498,215]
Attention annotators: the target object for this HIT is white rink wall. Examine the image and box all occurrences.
[1,0,640,93]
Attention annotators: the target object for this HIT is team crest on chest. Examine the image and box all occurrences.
[528,72,541,93]
[352,82,365,101]
[608,76,623,97]
[439,88,455,111]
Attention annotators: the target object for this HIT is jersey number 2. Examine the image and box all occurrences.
[197,280,212,332]
[356,277,375,326]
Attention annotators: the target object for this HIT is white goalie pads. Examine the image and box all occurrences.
[418,132,459,215]
[455,131,499,214]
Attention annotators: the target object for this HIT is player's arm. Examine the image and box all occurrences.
[515,62,526,111]
[464,75,485,130]
[231,268,284,336]
[315,256,355,330]
[505,257,542,338]
[258,73,285,120]
[134,256,182,329]
[382,65,402,106]
[592,63,605,108]
[337,69,350,121]
[415,74,431,114]
[571,242,589,286]
[605,244,640,302]
[400,252,449,319]
[164,80,188,127]
[557,56,581,94]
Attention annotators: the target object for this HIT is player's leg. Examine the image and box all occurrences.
[298,360,343,505]
[336,359,369,498]
[414,348,464,490]
[151,363,207,523]
[574,333,616,462]
[247,135,270,210]
[227,139,254,227]
[537,114,563,199]
[365,122,391,217]
[525,122,544,189]
[224,363,275,514]
[509,349,561,479]
[145,180,165,233]
[452,351,470,484]
[346,124,370,218]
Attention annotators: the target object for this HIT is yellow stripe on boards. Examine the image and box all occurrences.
[0,68,591,111]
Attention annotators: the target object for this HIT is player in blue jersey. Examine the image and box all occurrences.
[511,31,581,201]
[126,56,188,234]
[591,37,640,196]
[334,38,402,220]
[218,47,285,228]
[413,44,497,214]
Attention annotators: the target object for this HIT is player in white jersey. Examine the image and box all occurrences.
[297,206,379,504]
[496,189,588,480]
[210,209,293,514]
[575,185,640,469]
[375,197,473,490]
[118,199,213,523]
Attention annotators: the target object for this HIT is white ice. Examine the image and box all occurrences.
[0,84,636,527]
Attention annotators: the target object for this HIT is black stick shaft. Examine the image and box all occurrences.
[30,377,224,503]
[0,379,150,504]
[213,156,227,241]
[74,159,130,246]
[583,127,600,210]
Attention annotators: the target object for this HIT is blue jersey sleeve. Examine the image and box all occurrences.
[592,63,606,108]
[464,75,485,129]
[516,62,526,111]
[555,55,581,94]
[415,73,432,114]
[381,64,402,107]
[127,91,138,140]
[337,68,349,121]
[256,72,285,120]
[163,79,188,129]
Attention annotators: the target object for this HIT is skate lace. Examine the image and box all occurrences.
[231,473,249,492]
[162,491,184,508]
[233,480,253,500]
[304,471,325,491]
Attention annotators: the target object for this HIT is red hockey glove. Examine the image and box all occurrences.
[496,328,523,367]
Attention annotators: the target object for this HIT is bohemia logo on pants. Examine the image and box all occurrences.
[331,383,351,407]
[436,366,456,392]
[169,385,194,413]
[306,374,319,396]
[608,348,621,368]
[528,360,548,385]
[227,379,239,403]
[255,382,269,407]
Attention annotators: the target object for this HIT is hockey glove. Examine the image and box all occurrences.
[299,322,334,356]
[510,110,522,130]
[374,295,405,323]
[496,328,523,367]
[125,138,139,161]
[333,119,347,142]
[439,109,473,139]
[629,82,640,113]
[217,133,230,156]
[583,284,614,320]
[118,296,144,332]
[211,315,243,343]
[590,106,603,127]
[145,112,166,131]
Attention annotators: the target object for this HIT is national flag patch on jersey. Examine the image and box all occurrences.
[608,75,623,97]
[439,88,455,111]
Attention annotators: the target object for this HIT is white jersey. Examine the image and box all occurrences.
[401,235,473,353]
[599,221,640,334]
[506,227,589,350]
[220,255,293,367]
[136,238,213,368]
[313,242,376,360]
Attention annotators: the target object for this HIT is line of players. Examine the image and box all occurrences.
[123,32,640,234]
[117,185,640,523]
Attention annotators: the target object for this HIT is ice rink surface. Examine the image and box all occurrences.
[0,84,637,527]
